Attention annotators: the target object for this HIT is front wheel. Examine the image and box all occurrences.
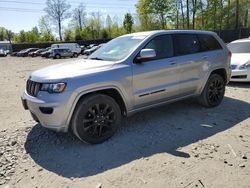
[198,74,226,107]
[71,94,122,144]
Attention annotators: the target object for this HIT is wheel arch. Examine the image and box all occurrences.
[66,87,128,128]
[198,67,228,94]
[210,68,227,83]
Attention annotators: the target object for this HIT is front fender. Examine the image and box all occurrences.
[65,84,131,127]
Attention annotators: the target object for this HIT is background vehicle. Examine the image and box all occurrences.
[0,49,7,57]
[28,48,49,57]
[50,48,76,59]
[83,44,104,55]
[17,48,39,57]
[22,30,230,144]
[41,49,52,58]
[227,38,250,82]
[51,43,81,56]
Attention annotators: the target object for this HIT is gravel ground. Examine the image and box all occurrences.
[0,56,250,188]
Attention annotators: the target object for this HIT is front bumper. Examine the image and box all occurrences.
[230,69,250,82]
[21,91,74,132]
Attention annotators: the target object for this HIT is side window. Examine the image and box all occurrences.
[143,34,174,60]
[198,34,222,51]
[173,34,200,56]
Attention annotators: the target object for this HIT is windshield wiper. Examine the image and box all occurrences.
[89,57,104,61]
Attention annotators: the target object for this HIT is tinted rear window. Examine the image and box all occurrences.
[173,34,200,56]
[198,34,222,51]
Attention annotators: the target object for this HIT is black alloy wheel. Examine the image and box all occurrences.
[71,94,121,144]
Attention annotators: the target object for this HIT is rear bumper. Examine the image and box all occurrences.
[230,69,250,82]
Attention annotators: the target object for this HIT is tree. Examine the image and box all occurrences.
[38,16,52,34]
[123,13,134,33]
[136,0,153,30]
[191,0,197,29]
[64,29,73,41]
[6,30,14,44]
[106,15,113,38]
[0,27,6,41]
[235,0,239,29]
[149,0,173,29]
[44,0,71,41]
[186,0,190,28]
[72,3,86,30]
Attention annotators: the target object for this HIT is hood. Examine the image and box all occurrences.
[231,53,250,65]
[31,59,115,81]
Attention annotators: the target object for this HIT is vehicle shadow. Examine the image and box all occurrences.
[228,82,250,89]
[24,96,250,178]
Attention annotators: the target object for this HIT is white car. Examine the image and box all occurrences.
[0,49,7,57]
[51,43,81,56]
[227,38,250,82]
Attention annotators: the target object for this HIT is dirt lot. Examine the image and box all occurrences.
[0,56,250,188]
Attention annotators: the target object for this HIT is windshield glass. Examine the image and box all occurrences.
[227,42,250,53]
[89,35,146,61]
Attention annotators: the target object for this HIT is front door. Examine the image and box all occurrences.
[132,34,180,108]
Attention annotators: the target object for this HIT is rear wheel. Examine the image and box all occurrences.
[71,94,122,144]
[73,53,78,58]
[54,54,61,59]
[198,74,225,107]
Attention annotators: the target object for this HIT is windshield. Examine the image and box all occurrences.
[89,35,146,61]
[227,42,250,53]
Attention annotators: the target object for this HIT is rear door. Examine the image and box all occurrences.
[172,34,207,95]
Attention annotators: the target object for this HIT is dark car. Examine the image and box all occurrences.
[17,48,39,57]
[41,49,52,58]
[28,48,49,57]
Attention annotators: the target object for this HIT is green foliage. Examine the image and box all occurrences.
[64,29,74,41]
[123,13,134,33]
[0,27,7,41]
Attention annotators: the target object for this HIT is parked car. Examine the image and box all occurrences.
[85,44,97,50]
[83,44,104,56]
[21,30,231,144]
[227,38,250,82]
[50,48,76,59]
[0,49,7,57]
[51,43,81,56]
[17,48,39,57]
[28,48,49,57]
[80,45,89,55]
[41,49,52,58]
[10,52,17,57]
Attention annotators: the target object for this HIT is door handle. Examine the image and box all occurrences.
[170,62,177,65]
[202,56,208,59]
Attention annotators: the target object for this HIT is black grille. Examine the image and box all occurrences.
[26,80,41,97]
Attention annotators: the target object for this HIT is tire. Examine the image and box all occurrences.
[198,74,225,107]
[73,53,78,58]
[71,94,122,144]
[55,54,61,59]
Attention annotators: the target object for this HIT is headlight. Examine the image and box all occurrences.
[239,62,250,70]
[41,83,66,93]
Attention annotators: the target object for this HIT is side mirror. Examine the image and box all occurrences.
[136,49,156,63]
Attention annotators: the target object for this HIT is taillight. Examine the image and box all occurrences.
[228,51,232,58]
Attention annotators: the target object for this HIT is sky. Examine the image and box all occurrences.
[0,0,137,33]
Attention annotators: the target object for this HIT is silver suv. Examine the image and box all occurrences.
[21,30,231,144]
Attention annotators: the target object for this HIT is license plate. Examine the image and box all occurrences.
[21,98,28,110]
